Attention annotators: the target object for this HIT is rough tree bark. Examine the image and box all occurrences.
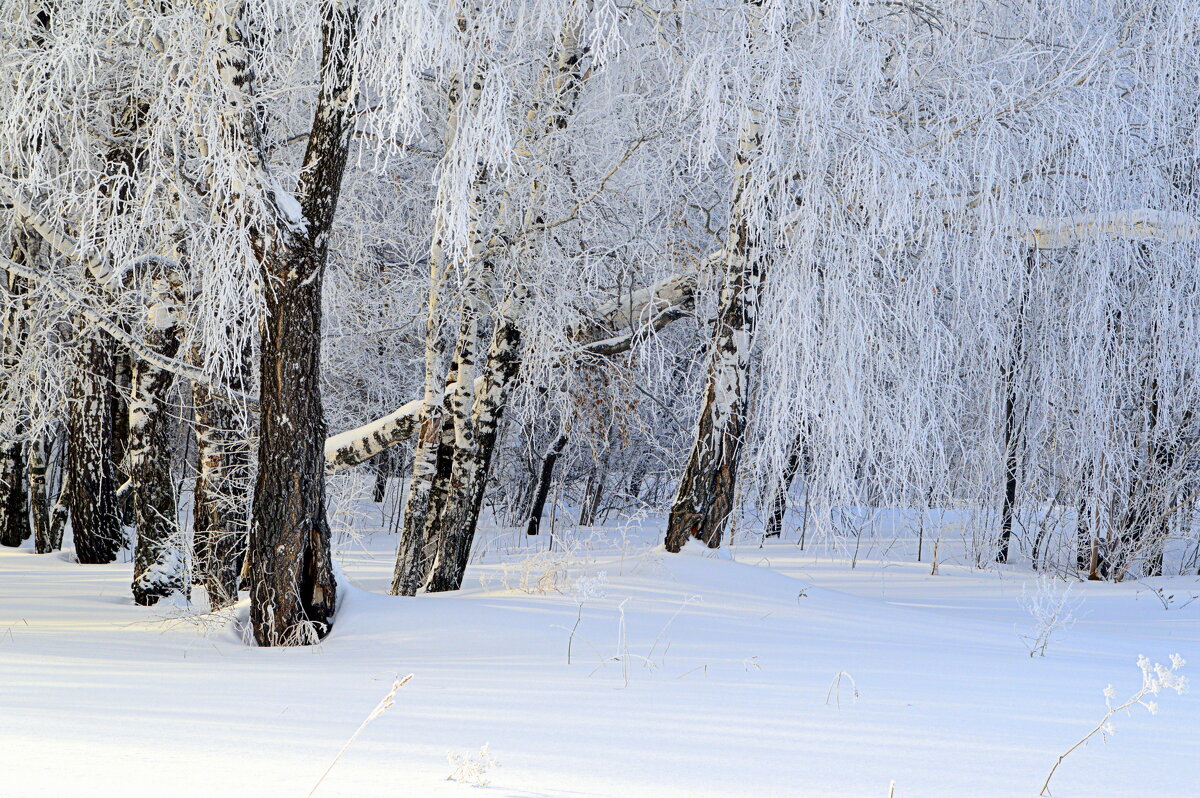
[216,1,359,645]
[67,329,123,563]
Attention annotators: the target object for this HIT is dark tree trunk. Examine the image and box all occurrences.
[765,432,807,539]
[130,283,184,605]
[995,252,1033,564]
[626,458,646,503]
[244,3,358,645]
[372,449,393,503]
[111,350,135,525]
[0,440,26,548]
[995,375,1020,564]
[67,329,123,564]
[1075,466,1092,572]
[1108,377,1176,580]
[0,232,38,548]
[578,460,604,528]
[526,435,568,536]
[251,267,340,642]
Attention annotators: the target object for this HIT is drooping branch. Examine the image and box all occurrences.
[0,254,256,407]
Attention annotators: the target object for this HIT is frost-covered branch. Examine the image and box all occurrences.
[1022,209,1200,250]
[1040,655,1187,795]
[0,254,250,406]
[325,257,717,473]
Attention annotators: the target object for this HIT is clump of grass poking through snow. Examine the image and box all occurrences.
[447,744,499,787]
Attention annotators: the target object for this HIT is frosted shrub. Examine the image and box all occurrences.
[1019,575,1081,657]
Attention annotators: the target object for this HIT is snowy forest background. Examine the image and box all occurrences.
[1,0,1197,795]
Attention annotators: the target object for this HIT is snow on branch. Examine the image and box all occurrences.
[325,253,721,471]
[1022,209,1200,250]
[324,396,428,474]
[572,270,702,357]
[0,179,183,289]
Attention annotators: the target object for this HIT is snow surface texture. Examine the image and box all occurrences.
[2,507,1197,797]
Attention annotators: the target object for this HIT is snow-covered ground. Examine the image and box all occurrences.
[2,504,1197,797]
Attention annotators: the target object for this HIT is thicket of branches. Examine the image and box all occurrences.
[1,0,1197,644]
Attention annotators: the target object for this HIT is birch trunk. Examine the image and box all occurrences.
[415,5,589,591]
[425,317,521,593]
[390,411,454,596]
[191,349,252,610]
[664,0,768,553]
[29,428,59,553]
[130,280,185,605]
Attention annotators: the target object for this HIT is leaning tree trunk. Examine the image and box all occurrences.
[664,0,768,554]
[130,281,184,605]
[222,2,357,645]
[526,434,568,536]
[67,329,123,564]
[664,222,765,553]
[425,318,522,593]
